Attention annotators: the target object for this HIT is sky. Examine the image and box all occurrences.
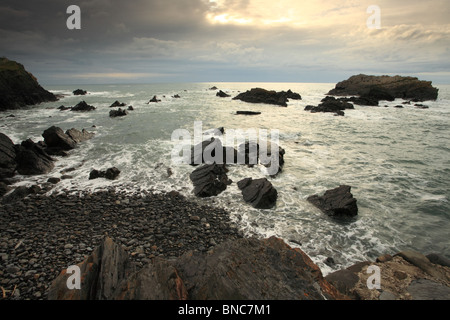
[1,0,449,85]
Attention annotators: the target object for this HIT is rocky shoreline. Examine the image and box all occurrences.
[0,189,243,300]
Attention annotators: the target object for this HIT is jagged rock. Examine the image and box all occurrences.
[233,88,301,107]
[307,185,358,218]
[172,94,181,98]
[109,100,126,108]
[189,137,225,166]
[209,86,218,90]
[216,90,230,97]
[71,101,96,112]
[327,74,439,101]
[0,132,17,180]
[326,250,450,300]
[42,126,76,151]
[237,177,278,209]
[189,163,231,197]
[304,96,354,116]
[48,236,347,300]
[127,105,134,111]
[57,105,71,111]
[65,128,95,144]
[89,167,121,180]
[148,95,161,103]
[0,57,58,111]
[73,89,87,95]
[109,108,128,117]
[15,139,55,175]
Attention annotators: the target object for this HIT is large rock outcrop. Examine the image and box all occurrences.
[0,58,57,111]
[325,250,450,300]
[327,74,438,101]
[0,133,17,180]
[48,236,347,300]
[233,88,302,107]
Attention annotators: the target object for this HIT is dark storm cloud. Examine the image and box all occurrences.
[0,0,449,84]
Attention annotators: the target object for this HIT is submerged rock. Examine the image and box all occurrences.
[236,111,261,115]
[148,95,161,103]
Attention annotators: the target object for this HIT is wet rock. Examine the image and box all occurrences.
[216,90,230,97]
[65,128,95,144]
[307,185,358,218]
[42,126,76,151]
[109,100,126,108]
[0,132,17,180]
[71,101,96,112]
[189,163,231,197]
[73,89,87,96]
[233,88,301,107]
[89,167,121,180]
[148,96,161,103]
[109,108,128,118]
[15,139,55,175]
[237,177,277,209]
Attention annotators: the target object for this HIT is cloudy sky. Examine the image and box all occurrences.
[1,0,449,84]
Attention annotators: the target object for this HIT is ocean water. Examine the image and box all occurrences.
[1,82,449,275]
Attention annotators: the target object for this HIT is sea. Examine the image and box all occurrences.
[1,82,449,275]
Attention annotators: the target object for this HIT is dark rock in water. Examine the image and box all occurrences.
[109,108,128,117]
[394,105,404,108]
[216,90,230,97]
[305,96,353,116]
[415,104,429,109]
[57,105,71,111]
[172,94,181,98]
[109,100,126,108]
[283,89,302,100]
[105,167,121,180]
[327,74,439,101]
[71,101,96,112]
[47,177,61,184]
[237,177,277,209]
[307,185,358,218]
[237,141,259,165]
[89,167,121,180]
[262,144,285,177]
[15,139,55,175]
[48,236,346,300]
[189,163,231,197]
[233,88,301,107]
[65,128,95,144]
[236,111,261,115]
[148,95,161,103]
[363,87,395,101]
[43,126,76,151]
[209,86,218,90]
[127,105,134,111]
[73,89,87,96]
[0,132,17,180]
[0,57,58,111]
